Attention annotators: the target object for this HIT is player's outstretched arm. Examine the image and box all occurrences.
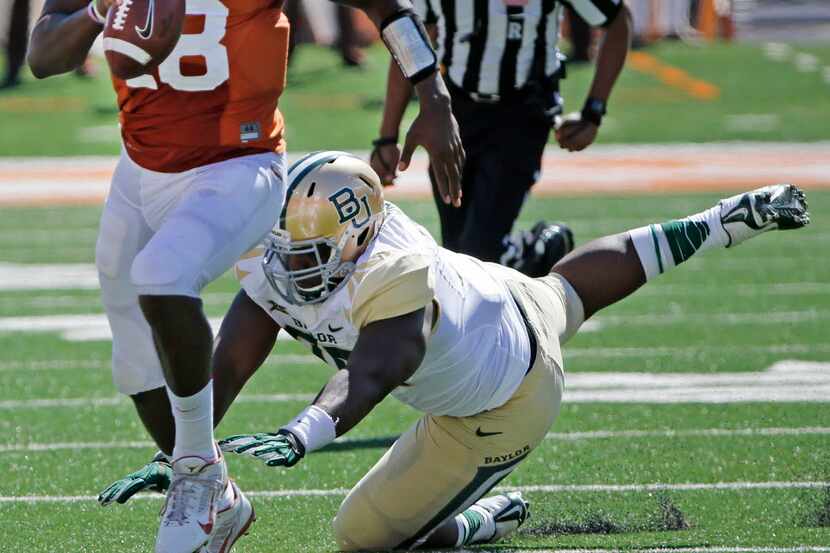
[334,0,465,206]
[212,289,282,424]
[220,307,429,467]
[28,0,114,78]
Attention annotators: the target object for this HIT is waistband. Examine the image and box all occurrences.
[509,289,538,375]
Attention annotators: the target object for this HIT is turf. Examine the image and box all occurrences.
[1,40,829,156]
[0,191,828,552]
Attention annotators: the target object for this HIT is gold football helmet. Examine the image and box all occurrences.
[263,151,385,305]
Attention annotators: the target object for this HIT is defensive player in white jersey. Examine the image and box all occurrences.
[106,151,809,550]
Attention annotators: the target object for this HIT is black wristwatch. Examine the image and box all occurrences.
[581,97,607,127]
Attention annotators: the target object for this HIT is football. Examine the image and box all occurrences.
[103,0,186,80]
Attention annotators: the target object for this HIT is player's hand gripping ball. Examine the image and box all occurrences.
[103,0,185,80]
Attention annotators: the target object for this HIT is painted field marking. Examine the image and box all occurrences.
[3,426,830,453]
[627,51,720,100]
[724,114,780,133]
[3,143,830,206]
[1,307,826,343]
[0,311,595,342]
[2,360,828,408]
[0,263,100,290]
[2,480,828,504]
[544,548,830,553]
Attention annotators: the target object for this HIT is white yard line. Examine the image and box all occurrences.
[638,282,830,297]
[2,480,828,503]
[540,545,830,553]
[3,360,828,407]
[545,426,830,441]
[0,392,316,409]
[3,427,829,453]
[565,344,830,358]
[0,309,825,343]
[597,310,829,326]
[0,354,317,372]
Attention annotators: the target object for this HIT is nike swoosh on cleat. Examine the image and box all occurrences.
[475,427,503,437]
[135,0,154,40]
[497,504,524,521]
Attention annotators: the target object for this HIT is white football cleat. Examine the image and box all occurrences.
[473,491,531,542]
[205,481,255,553]
[155,454,228,553]
[719,184,810,247]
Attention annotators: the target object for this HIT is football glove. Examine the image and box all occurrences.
[219,429,305,468]
[97,451,172,506]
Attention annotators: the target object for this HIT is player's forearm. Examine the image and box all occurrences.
[585,5,632,102]
[379,59,414,138]
[313,368,396,436]
[29,9,101,78]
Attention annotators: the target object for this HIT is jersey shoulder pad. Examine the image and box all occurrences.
[348,250,434,328]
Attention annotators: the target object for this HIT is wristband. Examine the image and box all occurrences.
[87,1,107,25]
[372,136,398,147]
[280,405,337,453]
[380,10,437,85]
[581,97,606,126]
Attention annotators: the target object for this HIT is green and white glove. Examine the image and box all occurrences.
[219,430,305,467]
[97,451,172,506]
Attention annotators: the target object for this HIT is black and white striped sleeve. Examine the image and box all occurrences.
[561,0,623,27]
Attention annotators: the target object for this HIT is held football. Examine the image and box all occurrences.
[103,0,186,80]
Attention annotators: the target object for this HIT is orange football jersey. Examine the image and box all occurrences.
[113,0,289,173]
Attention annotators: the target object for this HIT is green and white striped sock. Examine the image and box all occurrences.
[454,505,496,546]
[629,204,729,281]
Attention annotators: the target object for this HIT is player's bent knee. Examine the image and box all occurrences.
[131,246,199,298]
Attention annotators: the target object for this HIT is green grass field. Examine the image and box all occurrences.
[1,40,829,156]
[0,30,828,553]
[0,191,828,552]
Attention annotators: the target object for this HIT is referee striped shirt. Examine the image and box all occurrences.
[413,0,623,98]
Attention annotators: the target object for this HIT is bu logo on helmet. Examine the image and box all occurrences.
[329,187,371,228]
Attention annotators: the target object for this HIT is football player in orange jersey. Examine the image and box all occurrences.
[28,1,464,552]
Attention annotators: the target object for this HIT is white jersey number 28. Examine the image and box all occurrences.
[125,0,230,92]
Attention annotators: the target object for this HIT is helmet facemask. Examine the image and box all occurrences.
[263,229,358,305]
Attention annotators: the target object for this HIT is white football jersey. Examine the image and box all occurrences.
[235,203,533,417]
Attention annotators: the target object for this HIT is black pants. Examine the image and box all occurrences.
[430,85,554,262]
[4,0,29,85]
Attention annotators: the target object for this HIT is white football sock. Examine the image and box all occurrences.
[168,380,217,461]
[629,204,729,281]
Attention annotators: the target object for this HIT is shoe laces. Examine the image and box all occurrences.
[161,474,222,527]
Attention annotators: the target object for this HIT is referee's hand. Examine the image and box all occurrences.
[555,114,598,152]
[405,76,466,207]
